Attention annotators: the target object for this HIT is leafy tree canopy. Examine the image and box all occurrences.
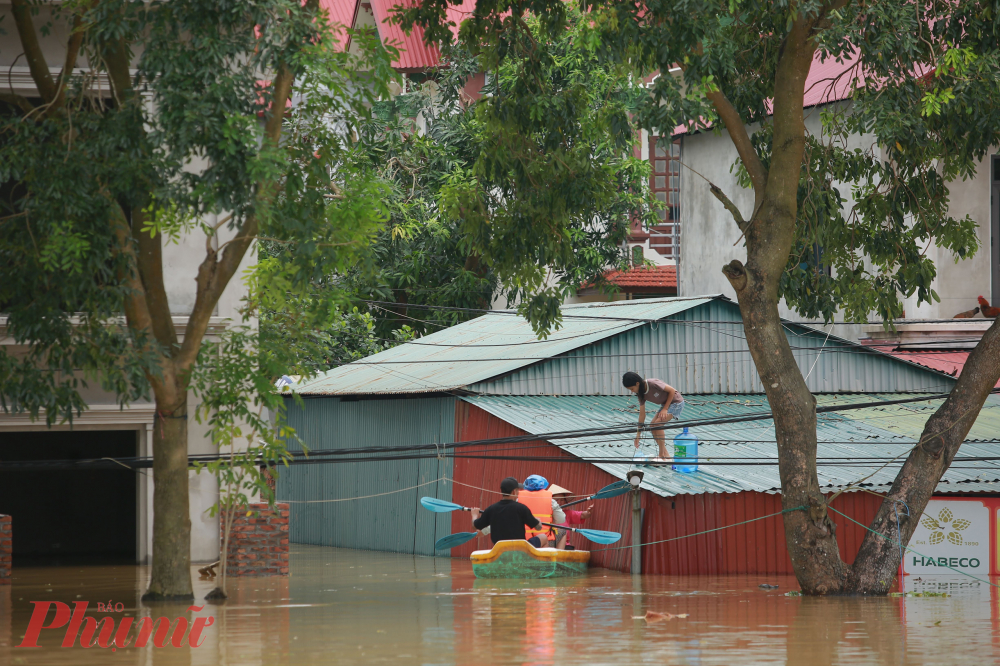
[399,0,1000,324]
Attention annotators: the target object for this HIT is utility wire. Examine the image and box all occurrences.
[6,390,998,472]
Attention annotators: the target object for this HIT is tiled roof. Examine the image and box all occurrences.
[600,265,677,292]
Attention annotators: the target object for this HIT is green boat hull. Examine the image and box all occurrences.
[470,541,590,579]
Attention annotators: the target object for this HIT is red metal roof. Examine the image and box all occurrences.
[880,349,1000,388]
[368,0,476,71]
[672,51,861,136]
[598,265,677,293]
[320,0,358,49]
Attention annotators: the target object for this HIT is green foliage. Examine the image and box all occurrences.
[0,1,394,423]
[388,3,654,336]
[399,0,1000,325]
[0,1,398,523]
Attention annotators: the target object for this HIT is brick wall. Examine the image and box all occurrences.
[0,515,10,584]
[221,503,289,576]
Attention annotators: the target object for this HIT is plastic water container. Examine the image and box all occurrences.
[672,427,699,473]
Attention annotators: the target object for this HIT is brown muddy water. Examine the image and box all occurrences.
[1,544,997,665]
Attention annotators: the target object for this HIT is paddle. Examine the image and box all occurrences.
[539,522,621,544]
[435,532,478,550]
[559,480,633,509]
[421,480,631,515]
[420,497,470,513]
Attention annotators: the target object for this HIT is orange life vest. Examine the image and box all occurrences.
[519,489,553,540]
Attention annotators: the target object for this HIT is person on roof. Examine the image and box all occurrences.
[475,475,566,547]
[623,371,684,463]
[548,484,593,550]
[472,477,552,548]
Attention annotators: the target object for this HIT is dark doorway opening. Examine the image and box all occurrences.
[0,430,137,565]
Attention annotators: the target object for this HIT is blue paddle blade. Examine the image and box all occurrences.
[420,497,464,513]
[591,480,632,500]
[575,528,622,545]
[435,532,478,550]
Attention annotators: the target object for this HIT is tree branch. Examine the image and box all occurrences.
[46,8,88,115]
[11,0,57,103]
[132,205,179,351]
[705,88,767,208]
[0,92,35,114]
[709,182,746,228]
[175,60,296,373]
[110,201,173,396]
[101,37,133,104]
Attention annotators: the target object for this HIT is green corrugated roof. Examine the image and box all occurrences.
[462,394,1000,496]
[293,297,714,395]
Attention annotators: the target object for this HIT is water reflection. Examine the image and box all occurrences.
[1,545,997,665]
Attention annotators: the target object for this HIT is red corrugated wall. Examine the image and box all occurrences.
[453,402,886,575]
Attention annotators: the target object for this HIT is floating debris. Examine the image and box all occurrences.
[633,610,690,623]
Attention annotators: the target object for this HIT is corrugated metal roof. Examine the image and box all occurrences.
[462,394,1000,496]
[369,0,476,71]
[883,350,1000,389]
[321,0,358,49]
[471,299,955,396]
[293,296,714,395]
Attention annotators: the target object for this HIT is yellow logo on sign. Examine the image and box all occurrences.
[921,507,971,546]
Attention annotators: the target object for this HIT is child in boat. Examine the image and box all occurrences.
[549,484,594,550]
[623,371,684,463]
[471,477,550,547]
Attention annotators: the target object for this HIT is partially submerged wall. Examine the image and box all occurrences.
[222,503,290,577]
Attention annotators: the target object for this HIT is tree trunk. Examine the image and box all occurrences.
[726,260,849,594]
[141,390,193,601]
[846,317,1000,593]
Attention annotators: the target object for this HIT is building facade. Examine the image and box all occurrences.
[278,296,1000,574]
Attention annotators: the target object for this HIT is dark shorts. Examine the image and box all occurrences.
[527,536,543,547]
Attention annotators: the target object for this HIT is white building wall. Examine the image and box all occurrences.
[679,103,997,335]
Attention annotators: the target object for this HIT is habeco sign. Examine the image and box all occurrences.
[903,500,988,576]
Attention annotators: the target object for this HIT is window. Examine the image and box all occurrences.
[649,136,681,258]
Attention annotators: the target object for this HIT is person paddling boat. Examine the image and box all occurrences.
[471,477,552,548]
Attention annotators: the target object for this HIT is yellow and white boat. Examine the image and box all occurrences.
[470,540,590,578]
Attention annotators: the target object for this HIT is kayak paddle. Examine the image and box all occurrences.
[560,480,632,509]
[435,532,479,550]
[420,497,470,513]
[539,522,621,544]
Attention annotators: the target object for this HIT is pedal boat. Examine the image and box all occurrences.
[470,540,590,578]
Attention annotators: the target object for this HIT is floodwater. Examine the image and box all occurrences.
[1,545,998,665]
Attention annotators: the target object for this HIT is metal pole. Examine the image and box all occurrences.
[631,488,642,575]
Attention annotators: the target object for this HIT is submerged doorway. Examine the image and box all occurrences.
[0,430,137,565]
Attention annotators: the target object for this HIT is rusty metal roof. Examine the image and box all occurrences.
[461,393,1000,496]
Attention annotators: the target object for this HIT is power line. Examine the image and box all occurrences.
[6,390,997,471]
[359,298,1000,327]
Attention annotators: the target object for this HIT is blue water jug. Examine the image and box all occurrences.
[672,427,698,473]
